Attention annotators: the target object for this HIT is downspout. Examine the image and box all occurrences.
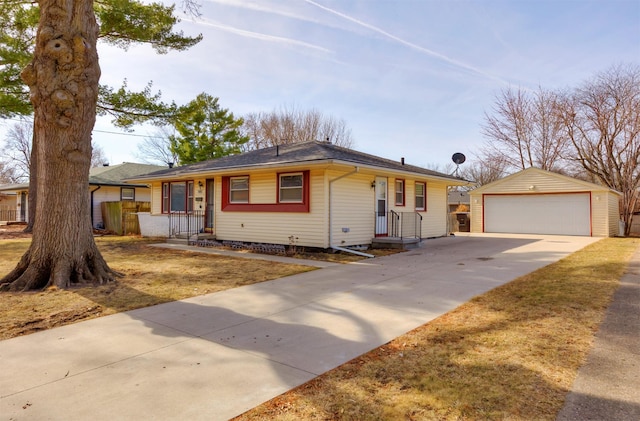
[328,166,375,258]
[90,185,101,228]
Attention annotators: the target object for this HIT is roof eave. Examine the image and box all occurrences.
[126,158,468,184]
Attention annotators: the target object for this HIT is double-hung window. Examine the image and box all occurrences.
[229,176,249,203]
[415,182,426,211]
[395,179,405,206]
[121,187,135,201]
[279,173,303,203]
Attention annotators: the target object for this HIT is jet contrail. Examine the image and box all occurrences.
[302,0,506,83]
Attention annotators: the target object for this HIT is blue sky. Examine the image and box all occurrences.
[5,0,640,171]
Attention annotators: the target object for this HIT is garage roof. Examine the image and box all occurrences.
[470,167,621,195]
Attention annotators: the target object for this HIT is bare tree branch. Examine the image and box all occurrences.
[242,105,354,151]
[558,63,640,235]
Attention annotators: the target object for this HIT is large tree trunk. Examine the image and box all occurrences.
[24,132,36,233]
[1,0,119,291]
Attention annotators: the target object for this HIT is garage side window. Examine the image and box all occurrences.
[415,182,426,211]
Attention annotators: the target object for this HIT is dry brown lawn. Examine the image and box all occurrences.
[233,237,640,421]
[0,236,318,339]
[2,227,637,420]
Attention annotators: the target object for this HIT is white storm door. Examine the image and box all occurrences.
[205,179,215,230]
[375,177,388,236]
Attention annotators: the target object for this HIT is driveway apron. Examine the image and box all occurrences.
[0,234,599,420]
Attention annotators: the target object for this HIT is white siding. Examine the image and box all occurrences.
[470,193,483,233]
[145,167,457,246]
[330,171,375,247]
[216,169,328,248]
[477,170,592,194]
[605,192,621,237]
[421,182,449,238]
[591,192,616,237]
[470,168,620,237]
[91,186,152,228]
[151,183,162,214]
[91,186,120,228]
[373,177,449,239]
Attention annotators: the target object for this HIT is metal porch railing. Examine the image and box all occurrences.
[376,210,423,239]
[0,209,17,222]
[168,211,205,239]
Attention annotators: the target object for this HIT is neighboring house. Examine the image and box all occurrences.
[0,192,17,221]
[469,167,621,237]
[127,141,468,250]
[448,190,470,212]
[0,186,27,223]
[0,162,165,228]
[448,190,471,232]
[631,191,640,235]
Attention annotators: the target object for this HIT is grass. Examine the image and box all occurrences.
[232,237,639,421]
[0,236,317,340]
[2,234,637,420]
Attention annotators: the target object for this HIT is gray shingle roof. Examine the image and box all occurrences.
[131,141,465,182]
[0,163,165,191]
[88,163,166,186]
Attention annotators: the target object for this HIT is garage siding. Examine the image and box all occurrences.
[606,192,621,236]
[469,168,621,237]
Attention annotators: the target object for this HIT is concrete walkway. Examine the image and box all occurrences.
[0,234,602,420]
[557,243,640,421]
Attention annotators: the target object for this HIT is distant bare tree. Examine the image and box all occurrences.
[558,63,640,236]
[424,162,456,176]
[0,160,19,184]
[482,87,569,172]
[3,119,111,178]
[460,155,508,187]
[3,119,32,182]
[243,105,354,150]
[136,126,179,166]
[90,143,108,168]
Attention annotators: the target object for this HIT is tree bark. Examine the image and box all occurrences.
[1,0,119,291]
[24,131,36,233]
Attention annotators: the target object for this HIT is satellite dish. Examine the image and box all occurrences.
[452,152,466,165]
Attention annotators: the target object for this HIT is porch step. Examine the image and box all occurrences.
[167,233,217,245]
[371,237,421,250]
[166,237,189,245]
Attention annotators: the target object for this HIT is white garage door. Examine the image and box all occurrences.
[484,194,591,236]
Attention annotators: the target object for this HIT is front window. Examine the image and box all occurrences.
[229,176,249,203]
[279,173,303,203]
[121,187,135,201]
[162,181,194,213]
[415,182,426,210]
[395,179,405,206]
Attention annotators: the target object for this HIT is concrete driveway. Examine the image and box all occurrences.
[0,233,599,420]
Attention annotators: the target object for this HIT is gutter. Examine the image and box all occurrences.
[328,166,375,258]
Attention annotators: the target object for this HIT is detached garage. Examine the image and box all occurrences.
[470,168,621,237]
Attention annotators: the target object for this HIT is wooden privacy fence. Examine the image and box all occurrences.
[101,201,151,235]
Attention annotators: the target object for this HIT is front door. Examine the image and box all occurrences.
[205,179,215,231]
[375,177,387,236]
